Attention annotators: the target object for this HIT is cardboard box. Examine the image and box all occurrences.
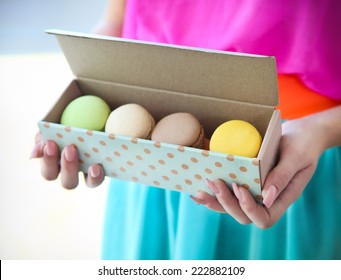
[39,30,282,202]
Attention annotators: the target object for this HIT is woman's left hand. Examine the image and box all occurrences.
[191,115,327,228]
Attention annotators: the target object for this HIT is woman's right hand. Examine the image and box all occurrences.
[30,132,105,189]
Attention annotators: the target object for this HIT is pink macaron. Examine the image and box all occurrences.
[151,112,205,148]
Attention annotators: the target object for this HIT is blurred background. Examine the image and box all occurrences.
[0,0,110,259]
[1,0,106,53]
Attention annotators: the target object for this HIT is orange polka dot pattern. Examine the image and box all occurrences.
[39,121,262,199]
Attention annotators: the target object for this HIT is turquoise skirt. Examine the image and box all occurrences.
[102,146,341,260]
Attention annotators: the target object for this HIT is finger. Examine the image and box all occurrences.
[207,180,252,224]
[262,157,300,208]
[40,140,60,181]
[30,132,44,159]
[85,164,105,188]
[233,185,276,228]
[265,164,315,222]
[191,190,227,213]
[192,180,252,224]
[60,145,79,190]
[236,168,310,229]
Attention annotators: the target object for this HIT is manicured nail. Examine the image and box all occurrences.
[45,140,56,157]
[64,145,76,162]
[262,184,277,208]
[30,140,44,159]
[206,178,219,194]
[30,146,39,159]
[232,183,242,201]
[190,195,207,205]
[89,165,101,178]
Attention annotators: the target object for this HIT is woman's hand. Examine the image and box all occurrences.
[30,132,105,189]
[191,110,336,228]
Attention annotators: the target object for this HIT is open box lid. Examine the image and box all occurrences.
[47,29,278,107]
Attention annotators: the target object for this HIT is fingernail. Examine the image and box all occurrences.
[30,141,44,159]
[206,178,219,194]
[64,145,76,162]
[89,165,101,178]
[262,184,277,208]
[45,140,56,157]
[190,195,207,205]
[30,146,39,159]
[232,183,242,201]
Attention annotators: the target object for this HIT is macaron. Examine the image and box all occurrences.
[151,112,205,148]
[105,103,155,139]
[60,95,111,131]
[209,120,262,157]
[203,138,210,150]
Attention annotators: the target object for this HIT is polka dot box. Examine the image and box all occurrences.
[39,30,282,203]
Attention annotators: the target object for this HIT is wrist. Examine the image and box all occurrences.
[91,19,123,37]
[303,105,341,151]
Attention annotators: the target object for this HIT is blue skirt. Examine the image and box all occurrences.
[102,146,341,259]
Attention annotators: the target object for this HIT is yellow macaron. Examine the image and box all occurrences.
[209,120,262,158]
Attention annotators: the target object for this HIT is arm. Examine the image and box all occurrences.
[191,105,341,228]
[312,105,341,149]
[91,0,126,37]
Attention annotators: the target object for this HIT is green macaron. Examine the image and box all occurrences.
[60,95,111,131]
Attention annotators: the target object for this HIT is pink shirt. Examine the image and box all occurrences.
[123,0,341,101]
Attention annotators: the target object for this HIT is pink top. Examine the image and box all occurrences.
[123,0,341,101]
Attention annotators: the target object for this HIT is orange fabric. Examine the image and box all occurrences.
[276,74,341,120]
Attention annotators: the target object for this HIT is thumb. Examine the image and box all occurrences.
[262,159,298,208]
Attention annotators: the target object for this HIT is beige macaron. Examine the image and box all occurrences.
[151,112,205,148]
[105,103,155,139]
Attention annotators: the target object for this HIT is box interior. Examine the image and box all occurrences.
[44,79,275,139]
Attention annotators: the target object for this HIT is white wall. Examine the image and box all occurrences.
[0,0,106,53]
[0,0,109,259]
[0,53,108,259]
